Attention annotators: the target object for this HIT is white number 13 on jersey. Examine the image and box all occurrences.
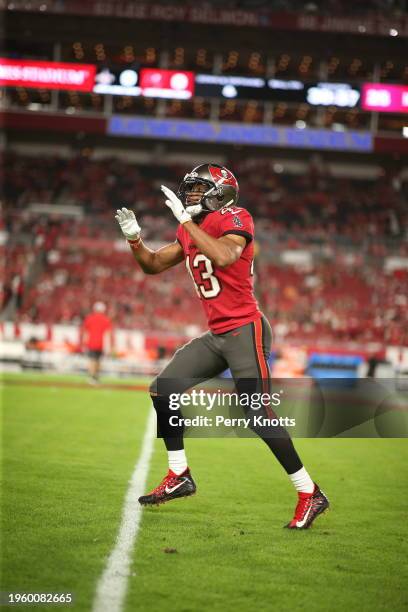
[186,254,221,299]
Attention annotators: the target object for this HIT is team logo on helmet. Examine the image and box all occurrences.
[208,165,238,188]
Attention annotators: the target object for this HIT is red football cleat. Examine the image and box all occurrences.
[285,484,329,529]
[138,468,196,506]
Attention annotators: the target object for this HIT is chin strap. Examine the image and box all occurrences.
[185,203,204,217]
[186,197,235,217]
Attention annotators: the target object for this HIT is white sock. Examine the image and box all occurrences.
[289,466,314,494]
[168,449,188,475]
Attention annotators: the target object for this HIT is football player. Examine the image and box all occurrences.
[115,163,329,529]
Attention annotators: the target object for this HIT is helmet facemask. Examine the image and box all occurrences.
[178,175,235,217]
[180,178,210,217]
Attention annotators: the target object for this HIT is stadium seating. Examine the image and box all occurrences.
[3,153,407,242]
[2,152,407,345]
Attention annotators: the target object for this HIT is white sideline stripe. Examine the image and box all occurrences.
[92,407,156,612]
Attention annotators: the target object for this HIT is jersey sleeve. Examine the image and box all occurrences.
[219,208,254,244]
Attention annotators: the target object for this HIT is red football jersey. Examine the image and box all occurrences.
[176,206,261,334]
[82,312,112,350]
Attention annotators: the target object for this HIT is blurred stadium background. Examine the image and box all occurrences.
[1,0,407,381]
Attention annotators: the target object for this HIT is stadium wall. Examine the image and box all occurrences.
[1,321,407,377]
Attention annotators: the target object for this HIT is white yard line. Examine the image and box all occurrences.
[92,408,156,612]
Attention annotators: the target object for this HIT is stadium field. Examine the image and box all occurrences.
[1,372,407,612]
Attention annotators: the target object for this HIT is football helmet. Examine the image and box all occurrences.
[178,163,239,217]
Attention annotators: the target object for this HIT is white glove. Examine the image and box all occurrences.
[161,185,191,225]
[115,207,141,240]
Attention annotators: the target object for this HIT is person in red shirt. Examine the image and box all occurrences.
[81,302,112,385]
[115,163,328,529]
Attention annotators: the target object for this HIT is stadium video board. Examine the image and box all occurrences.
[2,58,408,114]
[361,83,408,113]
[195,74,361,107]
[94,67,195,99]
[94,66,361,107]
[0,58,96,91]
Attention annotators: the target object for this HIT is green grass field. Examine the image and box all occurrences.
[1,372,407,612]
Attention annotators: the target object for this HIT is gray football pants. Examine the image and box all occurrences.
[150,315,303,474]
[150,315,272,394]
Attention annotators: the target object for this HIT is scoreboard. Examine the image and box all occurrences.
[1,58,407,113]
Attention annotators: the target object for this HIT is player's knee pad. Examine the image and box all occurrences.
[149,376,184,398]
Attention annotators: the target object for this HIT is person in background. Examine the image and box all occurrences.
[81,302,113,385]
